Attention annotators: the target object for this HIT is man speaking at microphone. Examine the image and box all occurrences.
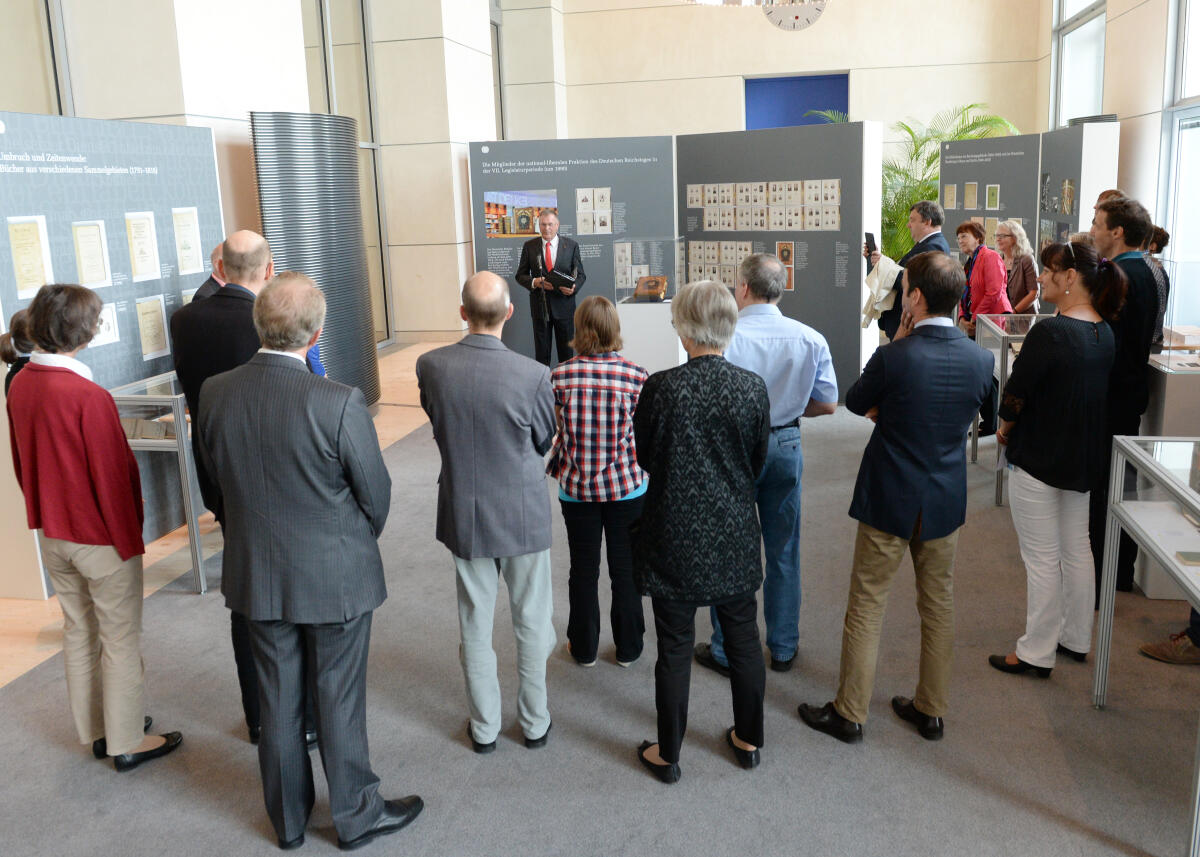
[515,210,586,366]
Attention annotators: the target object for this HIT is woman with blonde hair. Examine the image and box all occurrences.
[996,219,1039,313]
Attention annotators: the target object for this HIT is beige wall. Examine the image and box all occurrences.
[58,0,309,236]
[499,0,1050,145]
[0,0,60,116]
[371,0,496,334]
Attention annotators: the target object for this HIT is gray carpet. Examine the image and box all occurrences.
[2,408,1197,857]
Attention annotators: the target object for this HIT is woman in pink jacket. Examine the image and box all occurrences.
[956,220,1013,337]
[955,221,1012,434]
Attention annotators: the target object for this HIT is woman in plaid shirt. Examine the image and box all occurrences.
[547,296,649,668]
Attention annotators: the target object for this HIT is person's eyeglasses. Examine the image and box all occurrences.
[996,232,1013,239]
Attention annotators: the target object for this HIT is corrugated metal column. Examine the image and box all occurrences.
[250,112,381,405]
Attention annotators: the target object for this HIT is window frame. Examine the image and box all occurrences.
[1050,0,1107,129]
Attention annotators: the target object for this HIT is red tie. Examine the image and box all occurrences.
[544,241,553,272]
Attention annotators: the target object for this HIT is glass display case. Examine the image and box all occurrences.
[109,372,207,593]
[613,236,684,303]
[1092,436,1200,856]
[972,313,1058,504]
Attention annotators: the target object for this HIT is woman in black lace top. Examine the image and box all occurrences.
[631,280,770,783]
[988,242,1126,678]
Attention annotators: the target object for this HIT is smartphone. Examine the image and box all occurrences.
[864,232,877,254]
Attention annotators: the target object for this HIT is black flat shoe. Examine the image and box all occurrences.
[798,701,863,744]
[278,833,304,850]
[336,796,423,851]
[693,643,730,678]
[113,731,183,772]
[637,740,680,784]
[92,715,152,759]
[891,696,943,741]
[467,722,495,754]
[770,651,797,673]
[525,720,552,749]
[1057,644,1087,663]
[988,654,1052,678]
[725,727,760,769]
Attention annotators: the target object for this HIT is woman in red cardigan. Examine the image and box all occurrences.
[956,220,1013,337]
[7,284,182,772]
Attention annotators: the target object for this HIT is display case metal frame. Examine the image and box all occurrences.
[970,313,1058,504]
[1091,435,1200,856]
[109,371,207,594]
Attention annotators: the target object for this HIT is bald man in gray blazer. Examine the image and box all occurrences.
[416,271,557,753]
[196,273,421,851]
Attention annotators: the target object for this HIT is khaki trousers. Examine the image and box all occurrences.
[40,534,145,756]
[834,520,959,725]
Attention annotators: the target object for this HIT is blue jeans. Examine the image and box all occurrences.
[710,425,802,664]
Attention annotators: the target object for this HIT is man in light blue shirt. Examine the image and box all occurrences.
[695,254,838,675]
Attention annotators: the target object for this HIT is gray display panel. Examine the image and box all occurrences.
[0,110,223,543]
[1038,126,1087,251]
[939,133,1041,257]
[675,123,865,393]
[468,137,676,362]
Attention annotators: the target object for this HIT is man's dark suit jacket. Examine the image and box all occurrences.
[195,353,391,623]
[514,235,586,321]
[192,275,221,301]
[1110,255,1158,421]
[878,231,953,340]
[169,284,260,419]
[846,323,994,540]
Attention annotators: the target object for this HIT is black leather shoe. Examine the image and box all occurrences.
[92,715,152,759]
[113,731,183,772]
[725,727,760,769]
[1057,643,1087,663]
[249,724,261,745]
[525,720,552,749]
[467,722,495,754]
[770,651,797,673]
[798,702,863,744]
[336,796,423,851]
[637,740,680,784]
[305,730,318,749]
[891,696,943,741]
[694,643,730,678]
[278,833,304,850]
[988,653,1052,678]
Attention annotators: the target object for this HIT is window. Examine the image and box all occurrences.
[302,0,391,345]
[1180,0,1200,101]
[1162,108,1200,331]
[1052,1,1106,127]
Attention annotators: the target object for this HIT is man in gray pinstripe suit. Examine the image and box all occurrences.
[417,271,557,754]
[196,273,422,851]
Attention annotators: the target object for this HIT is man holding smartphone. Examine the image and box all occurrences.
[864,201,952,340]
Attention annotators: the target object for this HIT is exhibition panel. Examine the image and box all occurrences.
[939,132,1042,257]
[0,110,224,592]
[939,123,1119,258]
[468,136,677,362]
[676,122,881,392]
[251,111,381,406]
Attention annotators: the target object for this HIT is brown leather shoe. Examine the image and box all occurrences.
[1139,631,1200,665]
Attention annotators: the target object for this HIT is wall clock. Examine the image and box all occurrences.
[762,0,827,31]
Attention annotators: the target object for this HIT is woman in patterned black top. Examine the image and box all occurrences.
[988,242,1126,678]
[631,280,770,783]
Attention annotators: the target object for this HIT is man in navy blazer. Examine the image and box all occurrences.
[799,253,993,744]
[867,200,953,340]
